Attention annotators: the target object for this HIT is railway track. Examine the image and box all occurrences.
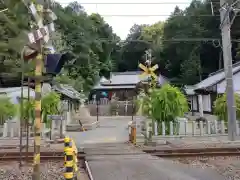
[0,146,240,160]
[143,146,240,157]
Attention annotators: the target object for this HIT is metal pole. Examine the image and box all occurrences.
[19,54,24,167]
[32,53,43,180]
[219,0,236,141]
[131,97,134,121]
[97,100,99,121]
[26,78,30,161]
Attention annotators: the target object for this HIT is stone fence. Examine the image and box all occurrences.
[139,118,240,138]
[0,116,69,140]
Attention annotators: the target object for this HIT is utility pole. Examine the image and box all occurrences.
[22,1,56,179]
[32,4,44,180]
[219,0,237,141]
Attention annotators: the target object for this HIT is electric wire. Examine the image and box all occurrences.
[57,2,221,5]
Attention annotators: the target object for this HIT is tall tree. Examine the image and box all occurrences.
[119,0,239,85]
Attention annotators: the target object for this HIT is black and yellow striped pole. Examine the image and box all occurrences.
[30,3,44,180]
[64,137,74,180]
[32,53,43,180]
[72,140,80,179]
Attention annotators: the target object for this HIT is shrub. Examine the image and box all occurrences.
[0,97,17,124]
[139,84,189,122]
[137,84,189,135]
[42,92,61,127]
[213,93,240,121]
[19,92,61,127]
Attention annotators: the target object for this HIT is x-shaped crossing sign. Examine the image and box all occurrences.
[138,63,158,80]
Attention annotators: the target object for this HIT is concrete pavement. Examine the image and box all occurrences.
[67,116,131,146]
[66,116,225,180]
[84,143,225,180]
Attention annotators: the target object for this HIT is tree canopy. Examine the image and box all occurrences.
[0,1,120,91]
[0,0,239,91]
[119,0,240,85]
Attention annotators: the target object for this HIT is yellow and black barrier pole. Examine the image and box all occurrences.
[64,137,74,180]
[132,122,136,145]
[64,137,80,179]
[72,140,80,179]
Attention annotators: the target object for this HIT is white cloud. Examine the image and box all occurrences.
[55,0,191,39]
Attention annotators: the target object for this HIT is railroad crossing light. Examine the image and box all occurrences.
[45,53,71,75]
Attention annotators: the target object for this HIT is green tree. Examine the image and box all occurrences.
[0,97,17,124]
[119,0,239,86]
[213,93,240,122]
[138,84,188,134]
[53,2,120,91]
[1,1,120,92]
[42,92,61,126]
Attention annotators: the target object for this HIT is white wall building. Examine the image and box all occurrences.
[185,61,240,115]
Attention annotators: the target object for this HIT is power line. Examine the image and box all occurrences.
[60,38,240,42]
[95,14,224,17]
[124,38,240,42]
[57,2,221,5]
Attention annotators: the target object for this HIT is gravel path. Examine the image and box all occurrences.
[172,156,240,180]
[0,161,89,180]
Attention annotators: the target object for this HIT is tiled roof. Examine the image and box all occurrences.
[52,84,81,100]
[108,71,144,85]
[93,85,136,90]
[194,61,240,90]
[98,71,169,86]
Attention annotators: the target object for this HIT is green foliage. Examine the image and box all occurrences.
[21,98,35,124]
[0,0,32,83]
[138,84,189,122]
[137,85,188,135]
[1,1,120,91]
[119,0,239,85]
[236,43,240,60]
[1,0,239,91]
[19,92,61,127]
[42,92,61,126]
[0,97,17,123]
[53,3,120,91]
[213,93,240,121]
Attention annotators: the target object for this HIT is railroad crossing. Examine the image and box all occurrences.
[67,117,227,180]
[1,117,240,179]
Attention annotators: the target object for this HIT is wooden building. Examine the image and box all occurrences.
[90,71,169,101]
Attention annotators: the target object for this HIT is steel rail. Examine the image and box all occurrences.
[142,146,240,153]
[0,147,240,160]
[151,151,240,157]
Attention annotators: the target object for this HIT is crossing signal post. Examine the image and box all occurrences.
[23,1,58,179]
[138,50,159,143]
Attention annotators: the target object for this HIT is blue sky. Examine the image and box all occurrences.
[55,0,192,39]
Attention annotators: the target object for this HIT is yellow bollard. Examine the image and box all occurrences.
[64,137,80,179]
[64,136,71,151]
[132,126,136,145]
[71,140,79,172]
[64,147,74,180]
